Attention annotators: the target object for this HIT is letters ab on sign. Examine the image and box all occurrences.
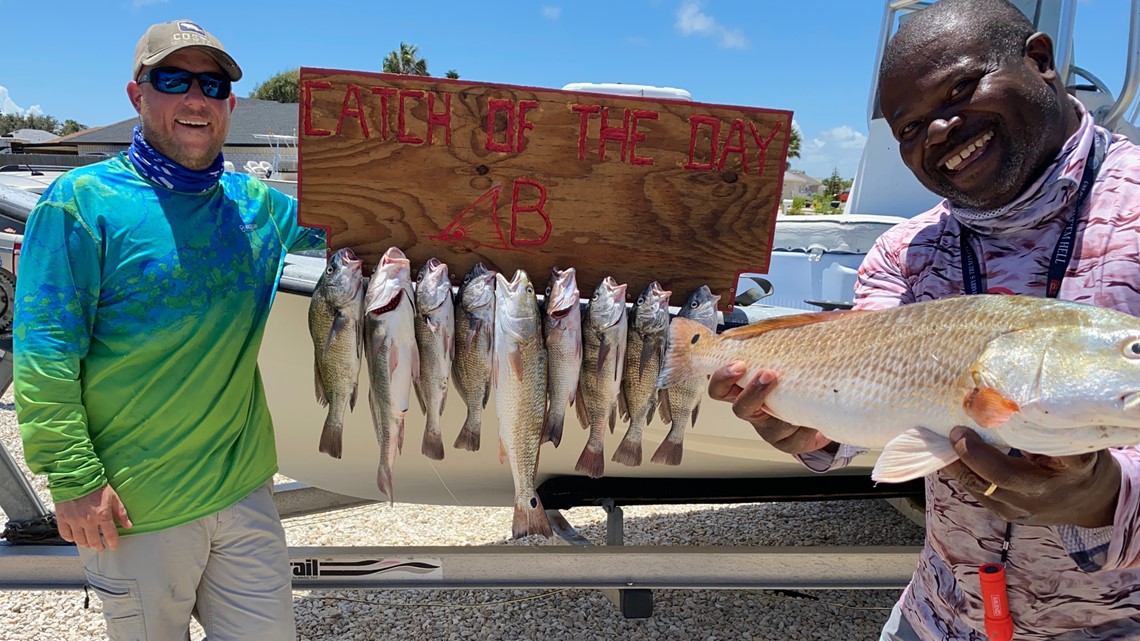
[297,69,793,309]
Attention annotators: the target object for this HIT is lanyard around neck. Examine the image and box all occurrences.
[959,146,1098,298]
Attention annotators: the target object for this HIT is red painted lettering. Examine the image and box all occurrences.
[369,87,398,139]
[427,93,452,146]
[335,84,369,138]
[748,120,783,176]
[629,110,658,166]
[303,80,332,137]
[598,107,630,162]
[486,99,515,153]
[510,178,552,247]
[397,90,424,145]
[717,119,748,174]
[572,104,601,160]
[516,100,538,153]
[685,115,721,171]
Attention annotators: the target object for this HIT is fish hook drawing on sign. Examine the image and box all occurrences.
[429,179,553,253]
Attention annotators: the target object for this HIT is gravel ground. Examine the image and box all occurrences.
[0,388,925,640]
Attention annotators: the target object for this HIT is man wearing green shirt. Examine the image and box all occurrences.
[14,19,322,640]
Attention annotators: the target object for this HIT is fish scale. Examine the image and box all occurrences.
[309,248,364,460]
[452,263,496,452]
[493,270,553,538]
[658,294,1140,483]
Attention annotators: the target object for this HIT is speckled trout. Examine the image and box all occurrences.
[658,294,1140,483]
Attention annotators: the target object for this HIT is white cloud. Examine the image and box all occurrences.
[793,125,868,179]
[675,1,748,50]
[542,6,561,19]
[0,86,42,117]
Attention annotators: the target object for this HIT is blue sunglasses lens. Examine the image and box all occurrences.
[142,67,232,99]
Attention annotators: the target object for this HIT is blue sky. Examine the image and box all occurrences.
[0,0,1131,178]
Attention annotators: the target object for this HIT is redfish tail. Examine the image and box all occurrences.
[657,317,715,390]
[376,465,395,506]
[650,437,684,466]
[512,494,553,539]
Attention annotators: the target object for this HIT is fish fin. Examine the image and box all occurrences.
[542,405,565,448]
[446,324,456,363]
[388,345,399,377]
[322,310,346,359]
[609,402,618,434]
[657,389,672,425]
[595,337,611,383]
[314,362,327,406]
[439,385,448,416]
[657,317,715,389]
[349,381,358,412]
[651,437,683,466]
[481,380,491,409]
[612,430,643,467]
[411,345,421,383]
[690,399,701,429]
[454,420,480,452]
[574,385,590,430]
[397,415,405,454]
[376,465,395,505]
[508,343,525,381]
[421,429,444,460]
[964,387,1020,429]
[498,436,508,465]
[639,339,655,380]
[720,309,868,340]
[317,416,343,459]
[413,379,428,415]
[618,389,630,422]
[872,427,961,483]
[575,444,605,478]
[646,396,658,426]
[512,494,553,539]
[466,320,480,353]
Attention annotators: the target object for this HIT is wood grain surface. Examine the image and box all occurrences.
[298,68,792,309]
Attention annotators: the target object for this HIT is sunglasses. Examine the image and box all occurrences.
[138,67,232,100]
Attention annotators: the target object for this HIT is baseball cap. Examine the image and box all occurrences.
[133,19,242,82]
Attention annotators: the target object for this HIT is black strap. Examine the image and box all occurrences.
[959,145,1098,298]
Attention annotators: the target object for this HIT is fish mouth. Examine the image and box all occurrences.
[550,306,575,319]
[381,247,408,265]
[369,289,404,316]
[1122,391,1140,416]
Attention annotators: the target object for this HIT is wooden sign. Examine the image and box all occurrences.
[298,68,792,310]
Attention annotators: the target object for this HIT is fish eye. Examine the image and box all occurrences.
[1125,340,1140,359]
[526,286,534,295]
[637,296,645,305]
[325,266,335,275]
[689,300,699,309]
[463,273,473,283]
[546,286,552,296]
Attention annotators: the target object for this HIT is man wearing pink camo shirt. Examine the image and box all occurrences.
[710,1,1140,639]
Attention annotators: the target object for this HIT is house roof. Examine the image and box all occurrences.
[1,128,59,144]
[62,98,299,146]
[783,169,823,186]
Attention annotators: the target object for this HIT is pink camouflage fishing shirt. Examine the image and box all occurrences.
[804,104,1140,640]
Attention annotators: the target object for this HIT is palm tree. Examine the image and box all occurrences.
[383,42,429,76]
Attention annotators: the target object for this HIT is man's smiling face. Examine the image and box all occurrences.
[127,48,236,171]
[878,28,1069,210]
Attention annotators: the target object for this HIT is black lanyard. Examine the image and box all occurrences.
[959,146,1098,298]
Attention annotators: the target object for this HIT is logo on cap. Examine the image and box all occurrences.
[177,21,206,36]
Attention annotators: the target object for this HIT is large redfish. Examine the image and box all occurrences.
[658,295,1140,483]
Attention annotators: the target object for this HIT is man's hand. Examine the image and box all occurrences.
[943,426,1121,528]
[708,362,834,455]
[55,485,132,552]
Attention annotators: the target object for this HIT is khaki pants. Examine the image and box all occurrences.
[79,483,295,641]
